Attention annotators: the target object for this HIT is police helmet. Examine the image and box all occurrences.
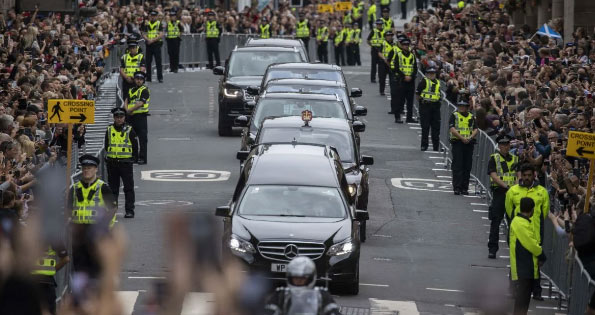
[127,40,139,47]
[150,10,159,16]
[456,100,470,107]
[496,134,513,144]
[375,19,383,25]
[169,10,177,16]
[111,107,126,116]
[426,67,437,74]
[382,7,389,13]
[286,256,317,289]
[133,71,146,80]
[384,30,394,37]
[79,154,100,167]
[207,11,216,16]
[399,38,411,45]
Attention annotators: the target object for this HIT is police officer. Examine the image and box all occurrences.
[487,134,518,259]
[205,11,222,69]
[32,244,69,315]
[352,22,362,66]
[296,12,311,55]
[399,0,408,19]
[391,37,418,123]
[380,7,394,33]
[316,19,329,63]
[509,197,547,315]
[69,154,117,278]
[416,67,441,151]
[505,163,550,301]
[377,31,393,96]
[105,107,139,218]
[120,40,145,99]
[143,10,164,83]
[352,0,364,30]
[367,0,377,29]
[367,19,384,83]
[344,23,354,66]
[380,0,391,13]
[125,71,150,165]
[333,25,346,66]
[343,10,353,26]
[449,100,477,195]
[166,10,181,73]
[259,16,271,39]
[264,257,341,315]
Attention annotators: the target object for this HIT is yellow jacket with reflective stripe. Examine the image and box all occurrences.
[420,78,440,101]
[296,20,310,38]
[128,86,150,114]
[352,29,361,44]
[367,4,377,22]
[505,183,550,244]
[490,152,518,188]
[146,20,162,41]
[370,29,383,47]
[167,20,180,38]
[352,1,364,19]
[31,247,57,276]
[510,214,542,280]
[382,41,393,58]
[334,29,344,46]
[107,125,133,159]
[450,112,473,139]
[260,24,271,38]
[392,50,414,73]
[381,17,393,33]
[206,21,220,38]
[72,179,115,227]
[123,53,144,77]
[317,27,329,42]
[380,0,390,5]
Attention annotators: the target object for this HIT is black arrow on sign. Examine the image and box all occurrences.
[577,147,594,157]
[69,113,87,123]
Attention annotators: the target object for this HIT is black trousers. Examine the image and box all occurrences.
[451,141,474,192]
[71,235,100,279]
[37,281,57,315]
[107,160,135,213]
[166,37,181,73]
[419,101,440,149]
[396,82,415,120]
[488,188,507,253]
[353,44,361,65]
[416,0,427,10]
[128,114,148,163]
[299,37,309,55]
[317,41,328,63]
[206,38,220,68]
[145,43,163,82]
[120,81,134,107]
[379,63,389,94]
[389,74,398,112]
[346,44,354,65]
[334,44,345,66]
[400,0,408,19]
[513,279,535,315]
[354,18,363,30]
[370,48,380,82]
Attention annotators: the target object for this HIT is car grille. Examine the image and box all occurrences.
[258,241,326,262]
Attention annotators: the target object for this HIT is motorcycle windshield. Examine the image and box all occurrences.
[287,288,320,315]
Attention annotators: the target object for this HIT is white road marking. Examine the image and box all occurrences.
[473,209,488,213]
[462,195,481,198]
[181,292,215,315]
[208,87,215,124]
[141,170,231,182]
[436,175,451,178]
[434,162,446,165]
[500,240,507,243]
[481,217,488,220]
[428,156,443,159]
[372,234,392,238]
[445,304,456,307]
[128,276,166,279]
[499,256,510,259]
[360,283,390,287]
[370,299,419,315]
[535,306,562,310]
[409,126,422,130]
[423,151,441,154]
[471,203,488,206]
[116,291,139,315]
[136,200,194,207]
[158,137,192,141]
[391,178,477,193]
[431,168,449,171]
[426,287,464,293]
[373,257,392,261]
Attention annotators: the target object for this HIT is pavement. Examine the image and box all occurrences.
[110,24,565,315]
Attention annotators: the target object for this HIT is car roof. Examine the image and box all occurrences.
[245,38,304,47]
[260,92,340,101]
[267,62,342,70]
[248,144,339,187]
[233,46,300,53]
[265,78,346,87]
[261,116,351,132]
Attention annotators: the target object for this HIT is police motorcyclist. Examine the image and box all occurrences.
[264,257,341,315]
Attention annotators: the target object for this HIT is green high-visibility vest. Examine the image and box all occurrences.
[317,27,329,42]
[509,214,542,281]
[370,29,383,47]
[167,20,180,38]
[380,0,390,5]
[352,1,364,19]
[206,21,220,38]
[367,4,377,22]
[382,17,393,33]
[450,112,473,139]
[382,41,392,58]
[123,53,144,77]
[353,29,361,44]
[334,29,344,46]
[146,20,162,41]
[394,51,414,74]
[343,14,352,25]
[260,24,271,39]
[72,179,115,227]
[296,20,310,38]
[31,247,57,276]
[490,153,518,188]
[345,29,354,43]
[107,125,133,159]
[420,78,440,101]
[128,86,150,114]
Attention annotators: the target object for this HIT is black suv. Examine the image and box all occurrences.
[244,38,309,62]
[217,143,364,294]
[212,46,305,136]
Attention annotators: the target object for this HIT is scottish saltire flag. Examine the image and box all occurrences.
[536,24,562,39]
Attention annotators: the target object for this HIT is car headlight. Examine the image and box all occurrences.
[229,235,256,254]
[348,184,357,197]
[224,87,243,98]
[327,240,355,256]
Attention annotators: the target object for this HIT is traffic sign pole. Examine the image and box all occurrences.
[585,159,595,214]
[66,124,73,190]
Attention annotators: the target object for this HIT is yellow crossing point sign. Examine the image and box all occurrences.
[567,131,595,159]
[334,1,352,11]
[48,99,95,124]
[317,4,334,13]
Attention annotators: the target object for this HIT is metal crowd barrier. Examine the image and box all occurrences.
[568,252,595,314]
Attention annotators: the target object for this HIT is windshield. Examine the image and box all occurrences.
[259,128,355,163]
[238,185,346,218]
[252,99,347,128]
[264,70,344,84]
[265,85,351,115]
[228,51,302,77]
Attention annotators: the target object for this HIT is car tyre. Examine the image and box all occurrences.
[330,263,359,295]
[218,110,233,136]
[360,220,367,243]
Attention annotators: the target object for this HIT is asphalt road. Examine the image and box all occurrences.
[111,40,563,315]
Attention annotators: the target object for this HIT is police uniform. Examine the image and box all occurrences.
[166,10,181,73]
[379,0,391,13]
[344,24,355,66]
[399,0,407,19]
[379,31,394,97]
[367,20,384,83]
[259,18,271,39]
[389,37,417,122]
[296,15,311,55]
[205,11,222,69]
[32,244,68,315]
[120,41,144,99]
[449,101,477,194]
[416,68,441,151]
[125,71,150,165]
[105,107,139,218]
[351,0,364,30]
[316,23,329,63]
[509,209,547,314]
[68,155,117,278]
[143,10,164,82]
[367,0,377,29]
[352,23,361,66]
[487,135,518,258]
[380,8,394,33]
[333,27,346,66]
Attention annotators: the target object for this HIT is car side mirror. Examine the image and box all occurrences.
[352,120,366,132]
[360,155,374,166]
[354,105,367,116]
[246,86,260,96]
[236,150,249,161]
[245,100,256,108]
[350,88,363,98]
[235,115,249,127]
[355,209,369,221]
[212,66,225,75]
[215,206,231,217]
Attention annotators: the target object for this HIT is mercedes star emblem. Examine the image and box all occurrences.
[284,244,299,259]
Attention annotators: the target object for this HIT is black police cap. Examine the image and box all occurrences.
[375,19,383,24]
[79,154,100,167]
[426,67,437,73]
[457,100,470,106]
[400,38,411,44]
[127,40,138,47]
[207,11,216,16]
[111,107,126,116]
[169,10,177,16]
[382,7,389,12]
[150,10,159,16]
[496,134,513,144]
[384,31,394,37]
[134,71,146,79]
